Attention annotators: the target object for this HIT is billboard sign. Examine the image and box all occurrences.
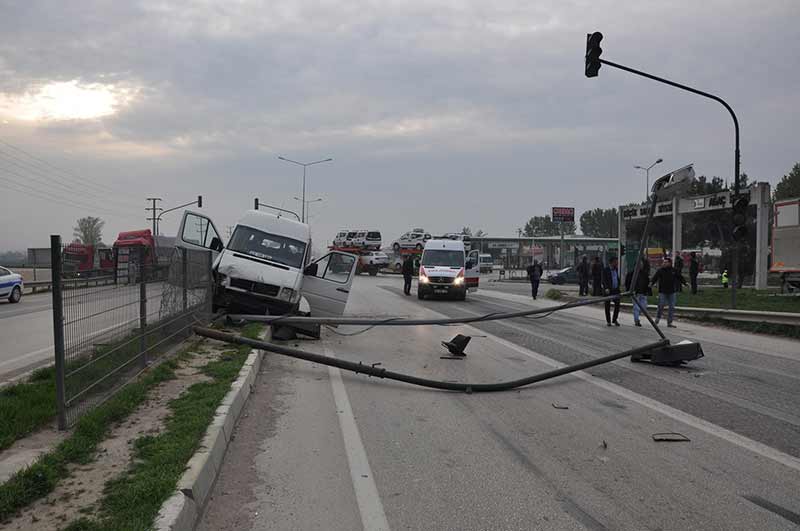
[552,207,575,223]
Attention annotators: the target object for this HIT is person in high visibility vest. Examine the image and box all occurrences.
[721,269,729,288]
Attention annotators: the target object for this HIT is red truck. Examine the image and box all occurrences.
[113,229,176,279]
[62,242,114,277]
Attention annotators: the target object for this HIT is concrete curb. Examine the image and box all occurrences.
[153,329,269,531]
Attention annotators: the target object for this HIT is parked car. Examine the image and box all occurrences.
[344,231,358,247]
[0,266,23,303]
[548,267,578,285]
[392,231,432,252]
[365,230,382,250]
[333,231,348,247]
[440,233,472,251]
[357,251,389,276]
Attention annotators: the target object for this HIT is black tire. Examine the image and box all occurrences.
[415,243,423,250]
[394,263,402,272]
[417,290,425,300]
[456,290,466,301]
[369,269,378,276]
[9,286,21,303]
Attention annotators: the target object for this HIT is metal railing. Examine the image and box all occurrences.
[50,235,214,429]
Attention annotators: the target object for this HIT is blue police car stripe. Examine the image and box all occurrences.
[0,280,22,289]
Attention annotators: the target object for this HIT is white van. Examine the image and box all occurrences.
[417,239,480,300]
[478,253,494,273]
[177,209,358,317]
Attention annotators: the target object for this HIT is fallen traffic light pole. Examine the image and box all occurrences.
[193,325,673,393]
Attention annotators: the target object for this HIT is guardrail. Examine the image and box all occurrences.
[619,302,800,326]
[25,275,116,294]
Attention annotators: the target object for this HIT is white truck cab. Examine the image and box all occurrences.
[177,209,357,317]
[417,239,479,300]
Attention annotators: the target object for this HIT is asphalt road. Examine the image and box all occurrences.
[199,275,800,531]
[0,282,167,384]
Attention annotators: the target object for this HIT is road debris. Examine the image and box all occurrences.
[652,432,691,442]
[551,403,569,410]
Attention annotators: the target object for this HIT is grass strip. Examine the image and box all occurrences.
[0,366,57,451]
[683,315,800,340]
[0,358,177,523]
[64,323,262,531]
[646,288,800,313]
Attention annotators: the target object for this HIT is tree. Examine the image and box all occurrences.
[523,216,575,237]
[579,208,618,238]
[73,216,105,247]
[774,162,800,201]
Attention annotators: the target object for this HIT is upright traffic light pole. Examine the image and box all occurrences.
[585,32,742,307]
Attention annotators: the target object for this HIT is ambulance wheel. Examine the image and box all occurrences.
[417,290,425,300]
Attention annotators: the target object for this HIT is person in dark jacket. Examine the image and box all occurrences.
[576,255,590,296]
[526,260,543,299]
[650,257,686,327]
[402,254,415,295]
[591,256,603,296]
[625,258,651,327]
[674,254,684,292]
[689,252,700,294]
[602,256,621,326]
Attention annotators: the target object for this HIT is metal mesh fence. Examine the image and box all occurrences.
[51,236,213,428]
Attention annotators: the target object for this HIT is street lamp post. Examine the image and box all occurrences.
[294,197,323,221]
[278,156,333,223]
[635,158,664,200]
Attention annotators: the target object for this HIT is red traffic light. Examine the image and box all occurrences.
[585,32,603,78]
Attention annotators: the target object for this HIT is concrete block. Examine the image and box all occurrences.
[177,450,217,511]
[200,422,227,473]
[154,492,197,531]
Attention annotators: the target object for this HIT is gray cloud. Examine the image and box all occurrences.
[1,0,798,251]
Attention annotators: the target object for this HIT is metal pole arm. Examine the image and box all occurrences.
[156,199,200,221]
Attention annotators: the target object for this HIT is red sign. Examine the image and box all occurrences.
[552,207,575,223]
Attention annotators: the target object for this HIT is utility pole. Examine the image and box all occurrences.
[146,198,163,235]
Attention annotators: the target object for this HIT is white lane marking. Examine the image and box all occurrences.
[325,346,390,531]
[0,345,53,369]
[421,303,800,474]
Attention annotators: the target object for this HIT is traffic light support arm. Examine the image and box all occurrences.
[156,198,201,222]
[598,57,741,308]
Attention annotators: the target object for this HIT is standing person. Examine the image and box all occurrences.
[721,269,729,288]
[602,256,622,326]
[625,258,651,327]
[591,256,603,296]
[402,254,414,295]
[689,252,700,294]
[576,255,590,297]
[526,260,543,300]
[651,257,686,328]
[674,254,684,292]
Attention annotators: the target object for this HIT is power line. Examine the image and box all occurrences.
[0,174,141,221]
[0,155,143,214]
[0,138,122,197]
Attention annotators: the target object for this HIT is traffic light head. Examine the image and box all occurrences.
[197,195,202,208]
[585,32,603,78]
[731,195,749,241]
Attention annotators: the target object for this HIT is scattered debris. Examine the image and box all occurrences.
[440,356,465,360]
[652,432,691,442]
[601,440,608,449]
[441,334,471,356]
[551,403,569,410]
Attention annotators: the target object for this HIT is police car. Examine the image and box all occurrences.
[0,266,23,303]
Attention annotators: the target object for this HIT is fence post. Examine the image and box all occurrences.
[181,247,188,312]
[206,250,214,316]
[50,235,67,431]
[139,245,147,369]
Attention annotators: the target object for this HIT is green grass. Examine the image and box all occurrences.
[646,288,800,313]
[684,315,800,340]
[0,367,57,451]
[0,359,177,523]
[545,288,563,300]
[63,323,262,531]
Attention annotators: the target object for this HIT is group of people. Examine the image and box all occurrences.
[527,251,704,328]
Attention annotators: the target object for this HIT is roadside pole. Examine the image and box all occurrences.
[50,235,67,431]
[138,245,147,369]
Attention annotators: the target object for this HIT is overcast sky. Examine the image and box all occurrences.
[1,0,798,253]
